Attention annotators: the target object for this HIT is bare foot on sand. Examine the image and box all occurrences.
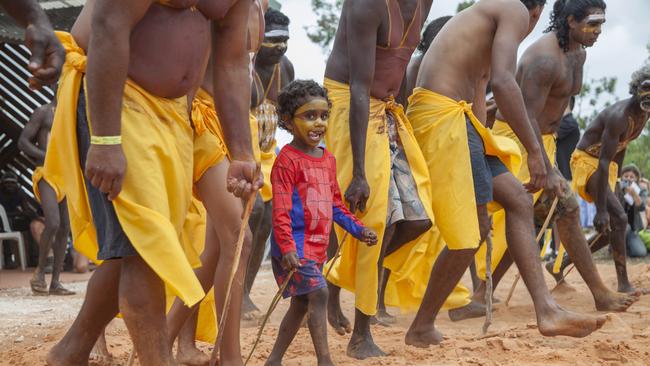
[176,345,209,366]
[448,300,486,322]
[594,290,640,312]
[89,332,112,364]
[346,332,386,360]
[618,282,637,294]
[241,294,263,321]
[370,309,396,326]
[46,342,88,366]
[404,324,444,348]
[538,305,606,338]
[327,299,351,335]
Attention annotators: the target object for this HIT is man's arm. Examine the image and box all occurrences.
[518,55,565,195]
[594,115,626,232]
[490,4,546,192]
[84,0,152,200]
[0,0,64,89]
[345,0,382,212]
[212,0,262,197]
[18,106,46,162]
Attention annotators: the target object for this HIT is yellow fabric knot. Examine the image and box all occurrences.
[457,100,473,114]
[55,31,86,72]
[190,98,209,136]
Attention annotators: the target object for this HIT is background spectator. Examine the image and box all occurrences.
[618,165,647,257]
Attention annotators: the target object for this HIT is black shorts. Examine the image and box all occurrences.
[466,116,508,205]
[76,85,137,260]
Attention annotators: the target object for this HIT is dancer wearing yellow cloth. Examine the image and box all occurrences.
[165,2,268,365]
[473,121,555,280]
[471,0,637,314]
[404,0,605,349]
[45,0,260,364]
[564,64,650,294]
[322,0,438,359]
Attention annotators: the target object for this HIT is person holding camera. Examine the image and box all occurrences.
[618,165,648,257]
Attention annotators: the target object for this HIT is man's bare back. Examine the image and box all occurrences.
[325,0,432,99]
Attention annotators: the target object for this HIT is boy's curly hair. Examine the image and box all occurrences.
[277,80,331,132]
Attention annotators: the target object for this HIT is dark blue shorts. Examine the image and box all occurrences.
[76,85,137,260]
[272,257,327,298]
[466,116,508,205]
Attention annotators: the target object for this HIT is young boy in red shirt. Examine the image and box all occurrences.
[267,80,378,365]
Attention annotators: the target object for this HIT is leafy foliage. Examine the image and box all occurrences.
[456,0,475,13]
[305,0,343,52]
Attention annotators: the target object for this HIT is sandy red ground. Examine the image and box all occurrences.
[1,260,650,365]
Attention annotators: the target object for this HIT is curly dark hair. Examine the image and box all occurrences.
[629,63,650,96]
[417,16,452,53]
[544,0,606,52]
[521,0,547,10]
[277,80,331,132]
[265,7,290,28]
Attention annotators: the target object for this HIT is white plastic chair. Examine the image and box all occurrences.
[0,204,27,270]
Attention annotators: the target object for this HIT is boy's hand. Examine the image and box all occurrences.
[361,228,378,246]
[281,251,301,271]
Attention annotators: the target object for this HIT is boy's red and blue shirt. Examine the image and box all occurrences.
[271,145,365,264]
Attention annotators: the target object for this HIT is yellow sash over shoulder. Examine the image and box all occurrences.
[323,78,439,315]
[44,32,204,306]
[406,88,521,251]
[32,166,64,203]
[571,149,617,203]
[475,120,556,279]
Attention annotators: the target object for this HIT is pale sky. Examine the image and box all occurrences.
[275,0,650,147]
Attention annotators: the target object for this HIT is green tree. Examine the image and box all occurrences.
[456,0,475,13]
[305,0,343,52]
[574,76,618,129]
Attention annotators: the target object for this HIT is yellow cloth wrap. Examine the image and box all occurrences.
[259,140,276,202]
[474,120,556,280]
[322,78,443,315]
[406,88,521,250]
[570,149,618,203]
[32,166,64,203]
[44,31,204,307]
[191,89,227,183]
[169,198,217,343]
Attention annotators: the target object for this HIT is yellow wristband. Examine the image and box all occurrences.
[90,135,122,145]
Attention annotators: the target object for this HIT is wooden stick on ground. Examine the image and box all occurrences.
[244,269,296,366]
[212,195,255,363]
[324,232,349,280]
[505,196,559,307]
[555,232,604,285]
[482,232,494,335]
